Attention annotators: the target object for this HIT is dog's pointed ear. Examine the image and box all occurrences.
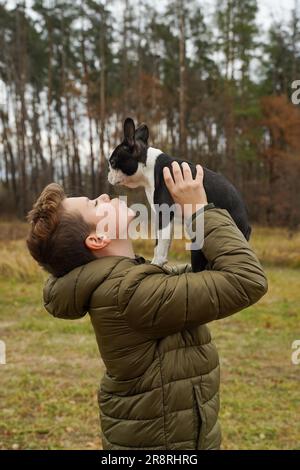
[135,123,149,143]
[124,117,135,147]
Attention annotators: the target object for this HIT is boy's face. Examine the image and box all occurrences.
[63,193,136,240]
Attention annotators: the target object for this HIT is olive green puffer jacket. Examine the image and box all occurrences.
[43,208,268,450]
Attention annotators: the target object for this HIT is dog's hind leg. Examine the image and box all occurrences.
[151,220,174,266]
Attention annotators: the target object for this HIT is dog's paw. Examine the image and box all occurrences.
[151,256,168,267]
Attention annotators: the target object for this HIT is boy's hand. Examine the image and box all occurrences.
[163,162,208,219]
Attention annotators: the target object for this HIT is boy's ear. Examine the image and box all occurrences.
[85,232,111,252]
[135,123,149,143]
[123,117,135,147]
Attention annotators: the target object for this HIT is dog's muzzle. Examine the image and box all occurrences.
[108,169,124,186]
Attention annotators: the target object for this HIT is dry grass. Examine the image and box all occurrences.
[133,224,300,268]
[0,221,299,281]
[249,226,300,268]
[0,220,29,241]
[0,240,45,282]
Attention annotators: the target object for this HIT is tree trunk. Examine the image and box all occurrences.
[99,5,108,194]
[178,0,187,157]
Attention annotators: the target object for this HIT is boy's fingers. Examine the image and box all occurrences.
[171,161,184,184]
[163,166,175,190]
[182,161,192,181]
[195,164,204,183]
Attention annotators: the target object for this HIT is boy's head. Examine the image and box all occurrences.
[27,183,135,277]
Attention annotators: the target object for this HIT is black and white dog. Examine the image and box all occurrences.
[108,117,251,271]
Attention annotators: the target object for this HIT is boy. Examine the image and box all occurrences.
[27,162,268,450]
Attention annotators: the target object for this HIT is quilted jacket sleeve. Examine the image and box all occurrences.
[118,208,268,340]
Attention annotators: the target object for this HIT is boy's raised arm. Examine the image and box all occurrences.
[118,207,268,340]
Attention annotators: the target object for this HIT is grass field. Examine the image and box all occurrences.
[0,221,299,449]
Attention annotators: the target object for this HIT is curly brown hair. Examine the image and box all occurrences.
[26,183,96,277]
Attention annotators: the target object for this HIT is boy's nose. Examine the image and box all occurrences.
[99,194,110,202]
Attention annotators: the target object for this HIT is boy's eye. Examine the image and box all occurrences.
[94,200,98,207]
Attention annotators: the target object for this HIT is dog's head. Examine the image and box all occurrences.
[108,117,149,188]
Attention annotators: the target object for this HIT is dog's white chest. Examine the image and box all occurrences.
[145,186,154,205]
[143,147,162,207]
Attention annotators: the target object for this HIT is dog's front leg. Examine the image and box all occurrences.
[151,221,174,266]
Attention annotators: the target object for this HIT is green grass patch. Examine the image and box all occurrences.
[0,221,299,449]
[0,266,299,449]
